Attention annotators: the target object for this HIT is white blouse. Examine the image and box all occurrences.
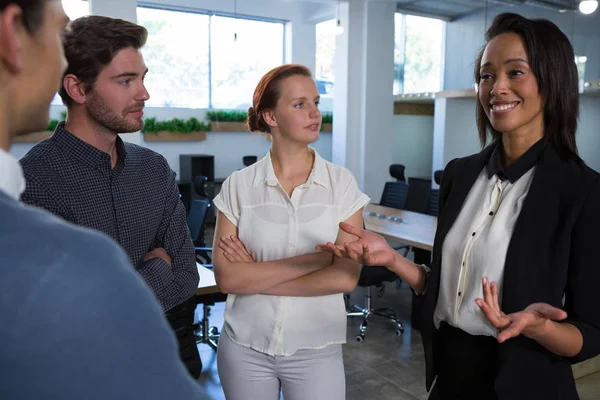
[434,165,536,337]
[213,148,370,356]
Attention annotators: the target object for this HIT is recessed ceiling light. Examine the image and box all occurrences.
[579,0,598,14]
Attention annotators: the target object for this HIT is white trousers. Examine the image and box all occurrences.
[217,331,346,400]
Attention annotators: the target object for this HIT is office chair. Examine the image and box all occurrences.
[192,246,222,352]
[189,176,212,264]
[379,181,409,210]
[243,155,257,167]
[346,266,405,342]
[346,215,405,342]
[433,170,443,185]
[166,297,203,378]
[428,189,439,217]
[405,177,432,214]
[389,164,406,182]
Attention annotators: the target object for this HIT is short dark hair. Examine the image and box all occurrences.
[0,0,48,33]
[59,15,148,107]
[474,13,579,159]
[247,64,313,133]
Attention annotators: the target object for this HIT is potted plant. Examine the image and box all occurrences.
[205,110,248,132]
[321,113,332,132]
[142,117,211,142]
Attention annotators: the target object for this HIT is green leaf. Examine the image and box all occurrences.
[46,119,60,131]
[142,116,211,134]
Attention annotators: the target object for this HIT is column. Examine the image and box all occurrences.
[332,0,396,200]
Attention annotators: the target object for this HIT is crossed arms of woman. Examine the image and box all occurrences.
[212,209,363,297]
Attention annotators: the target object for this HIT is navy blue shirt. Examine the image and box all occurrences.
[20,122,198,311]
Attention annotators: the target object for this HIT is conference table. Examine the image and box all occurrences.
[363,203,438,330]
[363,203,437,252]
[196,263,219,296]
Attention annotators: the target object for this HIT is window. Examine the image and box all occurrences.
[51,0,89,105]
[137,7,210,108]
[394,14,444,95]
[138,7,285,109]
[62,0,88,20]
[210,16,284,109]
[315,19,336,112]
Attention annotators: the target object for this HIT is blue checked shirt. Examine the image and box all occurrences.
[20,122,199,312]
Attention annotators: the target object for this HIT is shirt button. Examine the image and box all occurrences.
[458,292,462,296]
[289,243,295,248]
[472,232,476,236]
[462,262,465,267]
[489,211,494,216]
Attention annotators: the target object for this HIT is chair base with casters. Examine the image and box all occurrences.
[193,299,221,351]
[346,266,404,342]
[192,246,225,352]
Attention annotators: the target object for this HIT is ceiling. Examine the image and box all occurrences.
[394,0,580,21]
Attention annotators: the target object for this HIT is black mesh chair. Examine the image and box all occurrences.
[188,176,211,264]
[166,298,203,378]
[389,164,406,182]
[405,177,432,214]
[346,215,406,342]
[379,181,409,210]
[193,248,223,352]
[433,170,443,185]
[428,189,439,217]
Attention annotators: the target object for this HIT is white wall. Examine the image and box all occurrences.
[442,98,479,165]
[444,5,600,90]
[332,0,397,200]
[392,115,434,181]
[578,96,600,172]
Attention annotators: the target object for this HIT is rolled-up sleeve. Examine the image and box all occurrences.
[212,173,241,227]
[338,171,370,222]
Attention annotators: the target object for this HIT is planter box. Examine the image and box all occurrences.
[143,131,207,142]
[13,130,53,143]
[321,123,332,132]
[209,121,248,132]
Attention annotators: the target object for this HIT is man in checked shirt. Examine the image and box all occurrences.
[19,16,202,377]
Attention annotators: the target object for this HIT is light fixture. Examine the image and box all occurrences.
[579,0,598,14]
[578,56,588,63]
[335,0,344,35]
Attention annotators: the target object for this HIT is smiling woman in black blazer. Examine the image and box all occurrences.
[318,13,600,400]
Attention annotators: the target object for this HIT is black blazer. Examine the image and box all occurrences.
[422,141,600,399]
